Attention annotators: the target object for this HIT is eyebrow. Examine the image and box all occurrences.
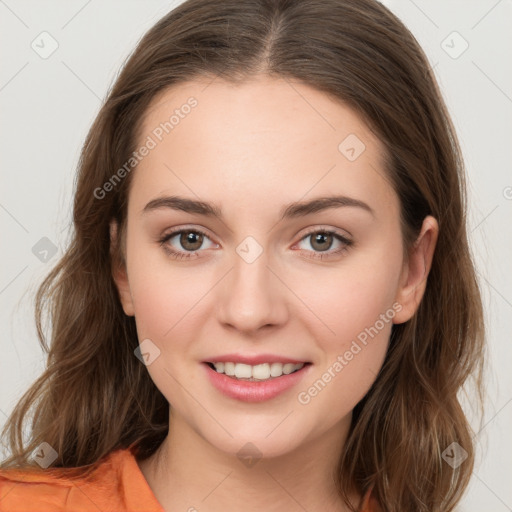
[141,194,375,220]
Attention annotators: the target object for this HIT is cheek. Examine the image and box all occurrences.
[125,254,214,404]
[295,272,395,418]
[128,263,209,341]
[124,233,184,335]
[297,338,388,424]
[289,250,399,407]
[288,254,400,345]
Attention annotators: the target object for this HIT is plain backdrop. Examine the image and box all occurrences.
[1,1,511,510]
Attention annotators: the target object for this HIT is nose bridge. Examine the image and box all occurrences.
[216,235,288,331]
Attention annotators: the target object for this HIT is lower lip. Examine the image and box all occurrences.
[203,363,312,403]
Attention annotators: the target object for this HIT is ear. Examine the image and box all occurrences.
[393,215,439,324]
[110,220,135,317]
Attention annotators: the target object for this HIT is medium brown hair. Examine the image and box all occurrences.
[1,1,485,510]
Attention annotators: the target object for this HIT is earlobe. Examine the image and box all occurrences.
[393,215,439,324]
[110,220,135,317]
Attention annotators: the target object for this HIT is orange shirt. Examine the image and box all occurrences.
[0,445,380,511]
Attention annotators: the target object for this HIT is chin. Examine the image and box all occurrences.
[199,426,307,462]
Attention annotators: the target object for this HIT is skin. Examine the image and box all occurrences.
[111,74,438,512]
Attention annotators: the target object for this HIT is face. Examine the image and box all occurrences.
[112,75,436,459]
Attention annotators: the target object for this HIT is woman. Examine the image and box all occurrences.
[0,1,485,511]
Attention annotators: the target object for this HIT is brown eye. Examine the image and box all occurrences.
[159,227,216,260]
[309,232,335,252]
[179,231,204,251]
[295,228,353,261]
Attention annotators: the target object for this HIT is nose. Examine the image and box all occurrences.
[216,248,289,335]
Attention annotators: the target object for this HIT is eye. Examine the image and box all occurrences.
[158,228,217,260]
[294,227,353,260]
[158,226,353,261]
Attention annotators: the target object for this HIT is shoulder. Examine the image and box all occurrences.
[0,465,72,512]
[0,446,163,512]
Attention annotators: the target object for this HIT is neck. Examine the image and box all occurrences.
[137,411,360,512]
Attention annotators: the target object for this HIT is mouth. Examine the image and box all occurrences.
[205,361,312,382]
[203,360,313,402]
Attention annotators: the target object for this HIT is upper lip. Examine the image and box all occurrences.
[203,353,310,365]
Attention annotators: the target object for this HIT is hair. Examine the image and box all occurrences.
[0,1,485,510]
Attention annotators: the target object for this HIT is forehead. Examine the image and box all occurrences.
[130,76,397,218]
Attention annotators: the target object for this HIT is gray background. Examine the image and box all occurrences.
[1,1,511,509]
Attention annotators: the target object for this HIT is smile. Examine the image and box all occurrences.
[203,362,312,402]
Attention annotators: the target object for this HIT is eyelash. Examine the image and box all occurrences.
[158,226,353,261]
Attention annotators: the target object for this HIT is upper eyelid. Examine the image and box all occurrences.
[300,225,352,240]
[162,225,215,241]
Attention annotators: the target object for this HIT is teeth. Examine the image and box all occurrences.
[211,361,305,380]
[270,362,283,377]
[224,362,235,376]
[253,363,270,380]
[234,363,252,379]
